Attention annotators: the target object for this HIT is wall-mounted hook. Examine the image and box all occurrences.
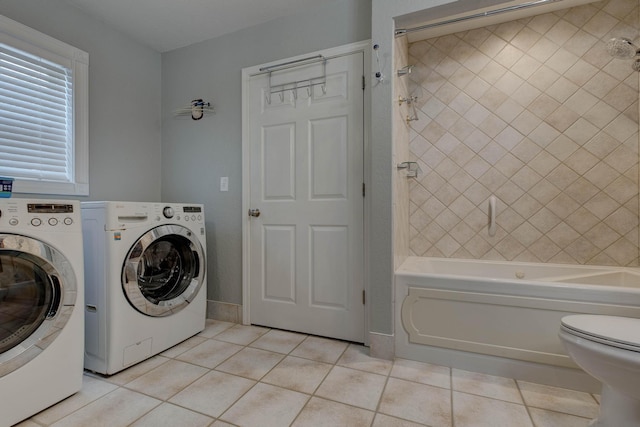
[406,115,419,124]
[397,64,415,77]
[402,93,420,124]
[397,161,421,178]
[262,56,327,103]
[398,95,418,106]
[173,99,215,119]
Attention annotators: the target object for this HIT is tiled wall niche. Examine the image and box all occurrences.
[406,0,640,266]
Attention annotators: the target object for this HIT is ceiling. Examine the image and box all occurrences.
[63,0,601,53]
[62,0,337,52]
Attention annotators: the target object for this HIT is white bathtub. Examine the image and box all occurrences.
[394,257,640,391]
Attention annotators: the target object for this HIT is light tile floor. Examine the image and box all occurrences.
[17,320,601,427]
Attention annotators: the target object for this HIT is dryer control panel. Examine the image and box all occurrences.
[0,199,80,232]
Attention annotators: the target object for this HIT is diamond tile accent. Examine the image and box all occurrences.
[405,0,638,266]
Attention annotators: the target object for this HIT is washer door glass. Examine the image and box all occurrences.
[0,235,76,377]
[122,224,205,317]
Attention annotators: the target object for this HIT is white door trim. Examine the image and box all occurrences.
[241,40,371,344]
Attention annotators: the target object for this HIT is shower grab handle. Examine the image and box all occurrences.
[488,196,497,237]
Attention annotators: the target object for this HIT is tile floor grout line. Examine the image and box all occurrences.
[453,387,532,406]
[152,392,219,425]
[125,397,163,427]
[517,378,602,420]
[130,351,226,423]
[203,327,271,426]
[293,338,384,425]
[47,384,136,427]
[25,321,602,426]
[450,365,455,427]
[309,355,412,426]
[368,347,396,426]
[514,377,536,427]
[524,402,597,420]
[285,393,313,427]
[371,358,393,416]
[117,331,248,426]
[206,326,349,427]
[207,363,257,424]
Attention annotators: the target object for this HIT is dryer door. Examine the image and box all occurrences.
[122,224,205,317]
[0,234,77,377]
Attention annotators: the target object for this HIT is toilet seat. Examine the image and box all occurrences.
[561,315,640,353]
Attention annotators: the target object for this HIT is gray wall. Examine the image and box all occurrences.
[161,0,371,305]
[0,0,414,338]
[0,0,162,202]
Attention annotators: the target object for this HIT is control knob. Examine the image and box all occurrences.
[163,206,174,219]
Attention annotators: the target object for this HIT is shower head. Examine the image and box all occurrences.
[606,37,639,59]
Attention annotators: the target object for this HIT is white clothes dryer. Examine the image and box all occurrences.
[0,199,84,427]
[81,201,207,375]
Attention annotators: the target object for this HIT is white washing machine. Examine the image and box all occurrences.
[0,199,84,427]
[81,201,207,375]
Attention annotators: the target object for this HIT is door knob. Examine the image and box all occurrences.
[248,209,261,217]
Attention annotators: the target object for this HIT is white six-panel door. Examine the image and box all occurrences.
[244,49,365,342]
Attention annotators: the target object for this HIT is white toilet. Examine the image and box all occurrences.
[559,315,640,427]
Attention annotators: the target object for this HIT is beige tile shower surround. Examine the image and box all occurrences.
[394,34,412,270]
[403,0,640,266]
[18,321,600,427]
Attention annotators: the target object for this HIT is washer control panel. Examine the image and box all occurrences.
[154,204,204,225]
[0,201,77,229]
[177,205,204,223]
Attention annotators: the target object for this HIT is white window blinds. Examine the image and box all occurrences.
[0,43,73,183]
[0,14,88,196]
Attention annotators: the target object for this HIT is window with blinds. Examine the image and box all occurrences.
[0,15,88,196]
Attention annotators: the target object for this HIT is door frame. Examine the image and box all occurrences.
[241,40,371,344]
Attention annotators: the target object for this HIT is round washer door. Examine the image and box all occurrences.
[122,224,205,317]
[0,234,77,378]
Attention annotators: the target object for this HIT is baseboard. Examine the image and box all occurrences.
[206,300,242,323]
[395,340,601,393]
[369,331,395,360]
